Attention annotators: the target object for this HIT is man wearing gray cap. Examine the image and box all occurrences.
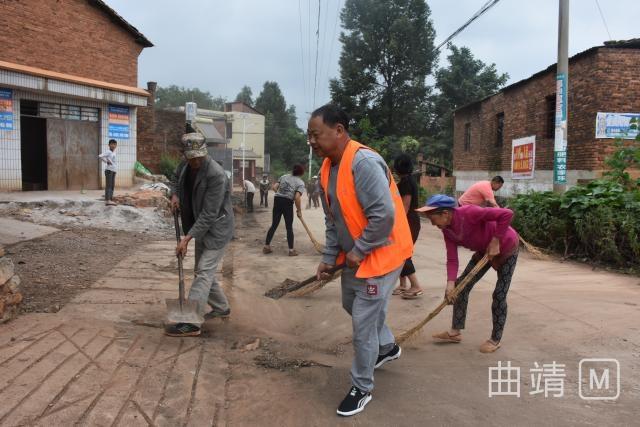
[166,124,235,337]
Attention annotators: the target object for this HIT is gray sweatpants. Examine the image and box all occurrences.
[188,240,230,316]
[341,265,402,392]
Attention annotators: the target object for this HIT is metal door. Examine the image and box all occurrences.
[46,119,100,190]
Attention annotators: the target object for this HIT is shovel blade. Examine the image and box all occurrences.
[165,298,204,325]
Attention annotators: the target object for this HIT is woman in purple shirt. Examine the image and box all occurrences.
[416,194,519,353]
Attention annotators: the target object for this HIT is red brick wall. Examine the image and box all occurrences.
[453,47,640,173]
[137,107,184,174]
[0,0,143,86]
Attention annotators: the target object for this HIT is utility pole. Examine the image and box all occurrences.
[241,113,247,208]
[553,0,569,193]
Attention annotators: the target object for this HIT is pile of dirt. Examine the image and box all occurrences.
[113,189,170,209]
[0,246,23,323]
[0,199,172,235]
[6,228,157,313]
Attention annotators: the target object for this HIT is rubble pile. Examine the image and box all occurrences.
[0,246,22,323]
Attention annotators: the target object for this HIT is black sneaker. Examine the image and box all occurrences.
[164,323,201,337]
[375,344,401,369]
[204,308,231,320]
[336,386,372,417]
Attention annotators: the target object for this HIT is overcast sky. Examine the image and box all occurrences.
[106,0,639,127]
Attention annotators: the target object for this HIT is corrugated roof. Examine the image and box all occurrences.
[194,121,226,144]
[455,38,640,113]
[87,0,153,47]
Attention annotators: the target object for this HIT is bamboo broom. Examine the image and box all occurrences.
[288,269,343,297]
[396,254,490,344]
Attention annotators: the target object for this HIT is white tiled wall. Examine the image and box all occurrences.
[0,92,21,191]
[0,87,138,191]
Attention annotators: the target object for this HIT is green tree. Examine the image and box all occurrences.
[330,0,437,137]
[155,85,226,110]
[255,81,290,156]
[429,44,509,165]
[235,85,254,106]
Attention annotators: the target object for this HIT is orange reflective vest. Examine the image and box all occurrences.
[320,140,413,278]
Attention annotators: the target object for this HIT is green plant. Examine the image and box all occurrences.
[159,154,181,180]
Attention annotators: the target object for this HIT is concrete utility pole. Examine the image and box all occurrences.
[553,0,569,193]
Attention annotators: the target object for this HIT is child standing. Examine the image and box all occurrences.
[98,139,117,206]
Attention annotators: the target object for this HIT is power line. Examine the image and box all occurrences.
[322,0,342,104]
[308,0,313,113]
[297,0,308,113]
[594,0,612,40]
[317,0,330,104]
[313,0,321,108]
[434,0,501,54]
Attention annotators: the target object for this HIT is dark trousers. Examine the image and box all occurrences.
[104,170,116,201]
[452,251,519,342]
[246,192,254,212]
[265,196,294,249]
[400,217,421,277]
[260,190,268,207]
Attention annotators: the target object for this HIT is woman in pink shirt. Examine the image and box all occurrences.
[416,194,519,353]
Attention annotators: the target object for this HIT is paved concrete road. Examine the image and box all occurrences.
[0,200,638,426]
[0,218,58,246]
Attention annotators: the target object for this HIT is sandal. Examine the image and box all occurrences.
[392,287,408,296]
[401,290,423,300]
[479,340,501,353]
[432,331,462,343]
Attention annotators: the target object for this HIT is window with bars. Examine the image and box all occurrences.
[496,112,504,147]
[464,123,471,151]
[37,102,99,122]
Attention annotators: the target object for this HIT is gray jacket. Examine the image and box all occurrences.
[172,156,234,249]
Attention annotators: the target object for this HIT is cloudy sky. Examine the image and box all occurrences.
[106,0,638,126]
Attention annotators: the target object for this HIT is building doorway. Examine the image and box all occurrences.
[20,107,48,191]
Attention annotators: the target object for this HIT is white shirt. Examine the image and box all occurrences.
[244,180,256,193]
[99,149,117,172]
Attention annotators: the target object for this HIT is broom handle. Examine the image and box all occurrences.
[397,255,489,344]
[298,215,323,249]
[291,264,346,291]
[450,254,490,300]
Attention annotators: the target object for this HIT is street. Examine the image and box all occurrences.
[0,197,638,426]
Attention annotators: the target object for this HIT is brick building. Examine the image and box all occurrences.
[453,39,640,197]
[137,98,266,186]
[137,86,232,176]
[0,0,152,191]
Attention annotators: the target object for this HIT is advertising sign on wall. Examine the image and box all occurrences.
[595,112,639,140]
[108,105,130,139]
[0,88,14,130]
[512,135,536,180]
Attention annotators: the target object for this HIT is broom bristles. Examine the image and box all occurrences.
[519,236,550,260]
[289,271,342,297]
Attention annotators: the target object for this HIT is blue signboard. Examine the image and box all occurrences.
[108,105,130,139]
[0,88,14,130]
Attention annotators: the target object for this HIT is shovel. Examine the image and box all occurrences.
[265,264,345,299]
[165,210,204,325]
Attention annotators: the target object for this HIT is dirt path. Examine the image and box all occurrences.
[7,228,158,314]
[0,197,638,426]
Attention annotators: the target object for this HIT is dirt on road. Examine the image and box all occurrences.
[7,228,157,314]
[0,197,639,426]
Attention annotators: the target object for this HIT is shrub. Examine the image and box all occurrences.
[159,154,181,180]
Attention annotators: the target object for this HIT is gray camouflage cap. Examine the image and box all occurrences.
[181,131,207,159]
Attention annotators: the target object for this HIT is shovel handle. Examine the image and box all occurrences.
[173,210,186,306]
